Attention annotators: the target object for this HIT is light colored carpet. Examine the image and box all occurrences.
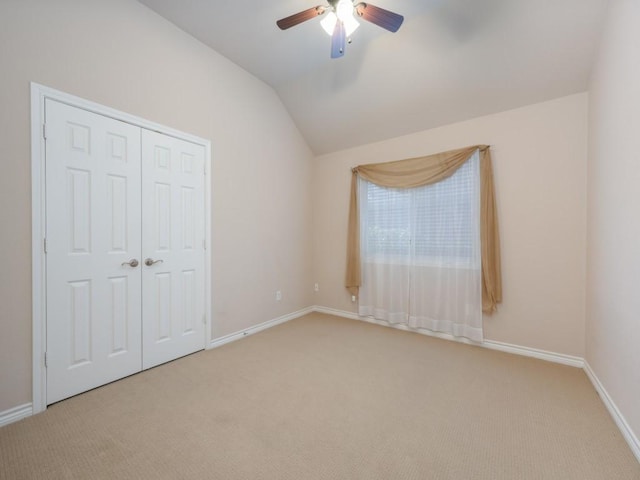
[1,313,638,479]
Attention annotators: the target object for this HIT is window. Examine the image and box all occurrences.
[360,151,480,267]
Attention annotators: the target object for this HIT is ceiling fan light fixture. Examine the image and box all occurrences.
[343,14,360,36]
[321,11,338,35]
[323,1,359,37]
[336,0,353,22]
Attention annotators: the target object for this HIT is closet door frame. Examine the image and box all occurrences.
[30,83,212,414]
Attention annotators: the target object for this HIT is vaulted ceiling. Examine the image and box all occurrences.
[138,0,607,155]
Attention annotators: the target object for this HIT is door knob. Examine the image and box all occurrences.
[145,258,164,266]
[121,259,139,268]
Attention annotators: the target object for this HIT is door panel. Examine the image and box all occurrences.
[141,131,206,369]
[46,100,143,404]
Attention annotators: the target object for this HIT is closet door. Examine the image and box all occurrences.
[141,130,206,369]
[46,100,143,404]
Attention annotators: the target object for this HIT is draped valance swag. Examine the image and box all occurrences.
[346,145,502,313]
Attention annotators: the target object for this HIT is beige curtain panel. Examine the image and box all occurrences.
[346,145,502,314]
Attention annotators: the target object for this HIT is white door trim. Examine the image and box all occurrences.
[30,83,213,414]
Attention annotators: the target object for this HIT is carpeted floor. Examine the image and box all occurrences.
[1,313,639,479]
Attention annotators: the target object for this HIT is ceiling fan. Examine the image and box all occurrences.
[276,0,404,58]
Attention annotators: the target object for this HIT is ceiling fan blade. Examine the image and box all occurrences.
[276,6,325,30]
[354,3,404,32]
[331,20,346,58]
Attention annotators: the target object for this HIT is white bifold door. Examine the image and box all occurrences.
[46,100,206,404]
[141,130,206,370]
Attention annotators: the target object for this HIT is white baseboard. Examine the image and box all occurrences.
[312,306,584,367]
[209,306,314,349]
[482,339,584,368]
[0,403,33,428]
[313,305,359,320]
[584,361,640,463]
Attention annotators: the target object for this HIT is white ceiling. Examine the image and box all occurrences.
[138,0,608,155]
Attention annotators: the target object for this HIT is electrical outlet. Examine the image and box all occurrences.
[314,283,319,292]
[276,290,282,301]
[351,295,356,302]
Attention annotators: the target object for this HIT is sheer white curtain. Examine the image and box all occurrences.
[358,151,483,342]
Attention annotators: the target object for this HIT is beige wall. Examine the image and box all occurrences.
[587,0,640,444]
[0,0,313,412]
[312,94,588,357]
